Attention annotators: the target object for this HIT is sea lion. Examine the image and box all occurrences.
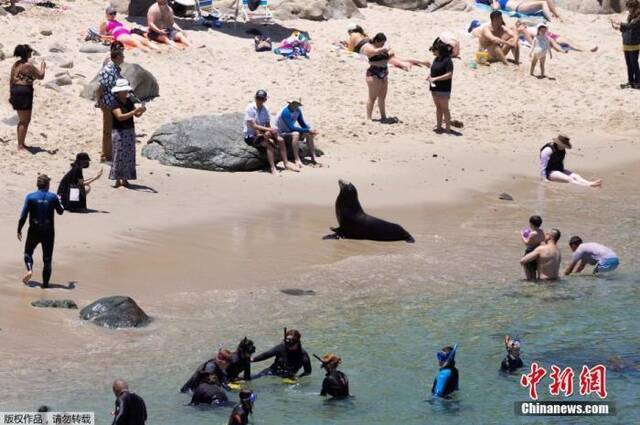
[325,180,415,243]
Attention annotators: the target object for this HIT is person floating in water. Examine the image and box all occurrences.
[317,353,350,399]
[181,338,256,393]
[228,389,256,425]
[431,344,459,398]
[190,373,229,406]
[521,215,545,281]
[251,329,312,379]
[565,236,620,275]
[501,335,524,372]
[111,379,147,425]
[17,174,64,287]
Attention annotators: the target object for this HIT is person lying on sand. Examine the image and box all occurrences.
[476,0,562,22]
[341,23,423,71]
[477,11,520,65]
[147,0,194,48]
[539,134,603,188]
[520,229,562,281]
[101,6,160,52]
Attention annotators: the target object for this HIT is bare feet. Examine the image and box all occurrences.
[269,167,277,175]
[22,270,32,285]
[285,164,300,173]
[590,180,603,188]
[310,161,323,168]
[295,161,303,169]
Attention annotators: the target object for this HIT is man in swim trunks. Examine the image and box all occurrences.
[520,228,562,281]
[565,236,620,275]
[18,174,64,288]
[479,11,520,64]
[147,0,194,48]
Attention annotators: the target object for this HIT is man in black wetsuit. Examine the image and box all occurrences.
[111,379,147,425]
[228,390,255,425]
[190,373,228,406]
[319,353,350,399]
[500,335,524,373]
[251,329,312,379]
[180,338,256,393]
[17,174,64,287]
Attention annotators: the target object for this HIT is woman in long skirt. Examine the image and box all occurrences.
[109,78,146,187]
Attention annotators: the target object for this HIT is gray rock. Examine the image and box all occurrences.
[142,113,322,172]
[79,296,150,328]
[274,0,362,20]
[49,43,66,53]
[80,62,159,102]
[60,60,74,69]
[499,192,514,201]
[373,0,470,10]
[556,0,621,13]
[79,45,110,54]
[41,29,53,36]
[280,289,316,296]
[353,0,367,6]
[31,299,78,309]
[53,74,73,86]
[0,50,5,62]
[129,0,156,16]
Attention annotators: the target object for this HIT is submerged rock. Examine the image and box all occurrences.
[79,296,150,328]
[280,289,316,296]
[31,299,78,309]
[142,113,322,172]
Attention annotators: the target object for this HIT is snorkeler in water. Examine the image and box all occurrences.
[190,374,229,406]
[431,344,459,398]
[316,353,350,399]
[228,390,256,425]
[251,329,312,379]
[501,335,524,373]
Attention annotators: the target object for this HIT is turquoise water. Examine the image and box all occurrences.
[1,170,639,424]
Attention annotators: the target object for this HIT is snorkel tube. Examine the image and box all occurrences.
[436,344,458,368]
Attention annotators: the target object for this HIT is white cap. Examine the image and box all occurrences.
[111,78,132,93]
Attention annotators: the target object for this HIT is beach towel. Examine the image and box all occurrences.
[473,2,544,19]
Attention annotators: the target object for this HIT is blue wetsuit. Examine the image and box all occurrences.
[432,366,459,398]
[18,189,64,286]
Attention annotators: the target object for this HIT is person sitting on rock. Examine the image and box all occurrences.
[276,99,321,168]
[147,0,195,48]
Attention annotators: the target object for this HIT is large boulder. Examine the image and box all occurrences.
[129,0,156,16]
[80,296,150,328]
[557,0,624,13]
[80,62,159,102]
[273,0,362,20]
[373,0,470,10]
[142,113,321,172]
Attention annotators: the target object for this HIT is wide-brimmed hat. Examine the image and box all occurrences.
[553,134,572,149]
[111,78,132,93]
[287,98,303,106]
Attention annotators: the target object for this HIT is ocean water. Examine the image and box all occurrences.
[1,168,639,424]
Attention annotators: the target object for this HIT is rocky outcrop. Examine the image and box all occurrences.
[273,0,362,20]
[80,62,159,102]
[128,0,156,16]
[142,113,322,172]
[80,296,150,328]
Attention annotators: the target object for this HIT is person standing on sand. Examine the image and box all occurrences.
[611,0,640,89]
[426,39,458,135]
[96,47,124,162]
[362,33,395,123]
[147,0,194,48]
[479,11,519,65]
[520,229,562,281]
[539,134,602,188]
[111,379,147,425]
[110,79,146,188]
[529,23,565,78]
[9,45,45,151]
[17,174,64,288]
[565,236,620,275]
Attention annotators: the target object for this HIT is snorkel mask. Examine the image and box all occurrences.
[508,339,522,357]
[240,390,257,405]
[436,344,458,366]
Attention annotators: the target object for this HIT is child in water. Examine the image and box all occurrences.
[521,215,545,281]
[529,24,564,78]
[431,344,459,398]
[501,335,524,373]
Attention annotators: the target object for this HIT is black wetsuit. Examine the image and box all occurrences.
[190,383,228,406]
[252,343,312,378]
[181,353,251,393]
[18,189,64,286]
[228,404,251,425]
[57,164,86,212]
[321,370,349,398]
[501,354,524,373]
[112,391,147,425]
[226,351,251,381]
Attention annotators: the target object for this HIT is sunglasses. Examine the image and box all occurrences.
[108,11,117,15]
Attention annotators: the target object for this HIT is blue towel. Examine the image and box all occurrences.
[473,2,545,18]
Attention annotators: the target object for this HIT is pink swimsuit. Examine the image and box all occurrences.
[106,20,131,40]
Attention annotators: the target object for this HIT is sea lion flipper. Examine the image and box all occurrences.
[322,233,340,240]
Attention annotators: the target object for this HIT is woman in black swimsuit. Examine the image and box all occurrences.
[362,33,393,122]
[9,45,46,151]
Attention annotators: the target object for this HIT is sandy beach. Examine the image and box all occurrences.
[0,0,639,421]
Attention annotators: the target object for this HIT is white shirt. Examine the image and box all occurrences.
[243,102,270,139]
[540,145,553,181]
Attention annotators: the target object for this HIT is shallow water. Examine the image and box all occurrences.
[1,168,639,424]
